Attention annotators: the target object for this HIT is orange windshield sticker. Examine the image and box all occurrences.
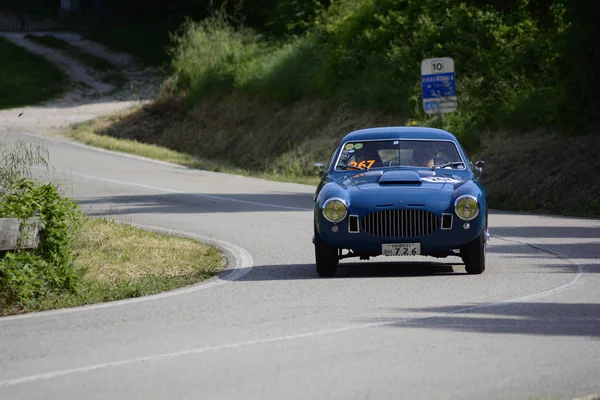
[349,160,375,169]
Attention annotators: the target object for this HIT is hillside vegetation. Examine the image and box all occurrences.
[85,0,599,216]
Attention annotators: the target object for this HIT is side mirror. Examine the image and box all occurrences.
[314,162,326,178]
[474,160,485,175]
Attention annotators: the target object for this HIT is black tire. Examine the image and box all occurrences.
[462,220,487,275]
[314,230,339,278]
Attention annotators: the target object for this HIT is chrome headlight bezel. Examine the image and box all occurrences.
[321,197,348,223]
[454,194,479,221]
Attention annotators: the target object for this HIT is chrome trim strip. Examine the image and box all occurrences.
[361,209,439,238]
[441,213,453,230]
[348,215,360,233]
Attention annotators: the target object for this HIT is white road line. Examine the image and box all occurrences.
[0,237,584,388]
[17,130,316,190]
[55,170,313,212]
[0,225,254,322]
[18,131,204,170]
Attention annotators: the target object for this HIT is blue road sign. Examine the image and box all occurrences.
[421,72,456,100]
[421,58,457,114]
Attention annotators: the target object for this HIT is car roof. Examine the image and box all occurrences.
[341,126,459,142]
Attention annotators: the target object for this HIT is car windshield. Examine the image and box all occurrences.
[334,139,465,170]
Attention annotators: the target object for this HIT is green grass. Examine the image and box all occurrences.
[66,119,321,186]
[2,217,226,315]
[85,25,173,67]
[24,34,128,89]
[0,37,68,109]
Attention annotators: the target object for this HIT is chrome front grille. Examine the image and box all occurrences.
[361,209,439,238]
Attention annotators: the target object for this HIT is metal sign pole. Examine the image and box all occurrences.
[18,0,26,30]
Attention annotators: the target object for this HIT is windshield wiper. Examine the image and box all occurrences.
[432,161,464,170]
[338,164,369,171]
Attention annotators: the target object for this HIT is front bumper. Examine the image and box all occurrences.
[316,212,485,256]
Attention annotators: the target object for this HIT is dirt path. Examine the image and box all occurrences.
[0,31,162,135]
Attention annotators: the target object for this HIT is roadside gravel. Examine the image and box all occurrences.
[0,31,161,134]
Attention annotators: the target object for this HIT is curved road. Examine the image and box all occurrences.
[1,132,599,400]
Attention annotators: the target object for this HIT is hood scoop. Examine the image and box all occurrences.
[379,170,422,185]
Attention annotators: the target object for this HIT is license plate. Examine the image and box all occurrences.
[382,243,421,256]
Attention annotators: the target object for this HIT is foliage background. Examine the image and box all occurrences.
[89,0,600,141]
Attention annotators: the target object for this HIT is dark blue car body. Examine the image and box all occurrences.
[312,126,488,277]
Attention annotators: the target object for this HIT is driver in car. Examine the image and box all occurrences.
[412,143,438,167]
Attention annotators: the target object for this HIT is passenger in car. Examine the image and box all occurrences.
[356,143,384,168]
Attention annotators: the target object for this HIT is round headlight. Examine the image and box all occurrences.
[454,195,479,221]
[322,198,348,223]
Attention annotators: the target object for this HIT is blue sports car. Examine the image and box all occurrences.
[312,126,488,277]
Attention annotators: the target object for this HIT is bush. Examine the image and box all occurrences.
[0,140,83,311]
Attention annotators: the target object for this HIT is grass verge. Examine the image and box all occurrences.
[24,34,128,90]
[3,217,226,316]
[0,37,68,109]
[64,112,322,186]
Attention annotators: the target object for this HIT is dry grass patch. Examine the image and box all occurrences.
[68,118,198,167]
[74,217,224,283]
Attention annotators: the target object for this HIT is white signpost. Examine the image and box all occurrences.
[421,57,457,115]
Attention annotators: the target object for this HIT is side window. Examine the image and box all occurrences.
[337,148,356,168]
[459,143,470,160]
[327,145,341,169]
[458,143,472,168]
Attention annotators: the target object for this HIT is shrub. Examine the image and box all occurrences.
[0,140,83,311]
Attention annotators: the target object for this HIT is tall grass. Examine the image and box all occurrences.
[0,140,48,194]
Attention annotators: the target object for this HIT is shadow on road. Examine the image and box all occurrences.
[492,225,600,239]
[487,242,600,261]
[357,302,600,338]
[75,192,314,214]
[223,260,467,282]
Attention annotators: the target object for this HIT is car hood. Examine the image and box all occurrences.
[333,169,468,212]
[339,169,465,190]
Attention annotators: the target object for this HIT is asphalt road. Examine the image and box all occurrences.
[1,132,599,400]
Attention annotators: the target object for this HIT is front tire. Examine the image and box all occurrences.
[314,230,339,277]
[462,220,487,275]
